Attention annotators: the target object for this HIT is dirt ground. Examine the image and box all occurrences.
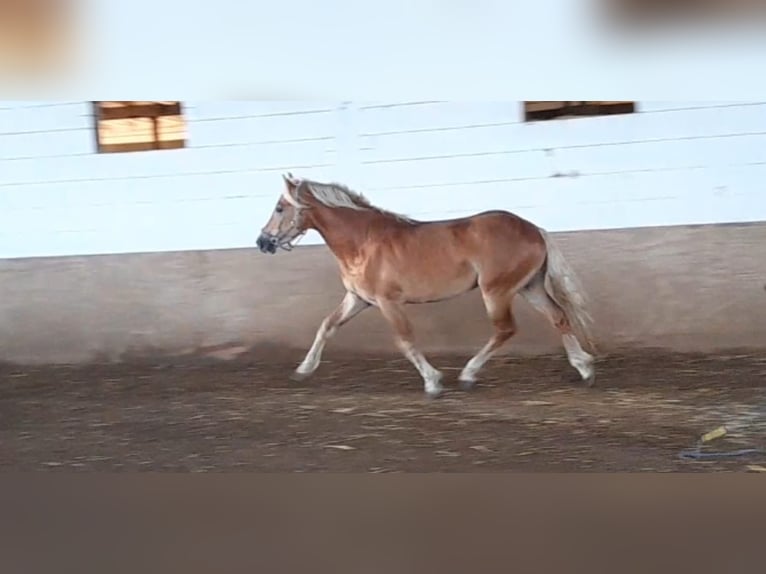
[2,350,765,472]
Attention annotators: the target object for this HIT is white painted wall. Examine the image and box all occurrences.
[1,101,765,259]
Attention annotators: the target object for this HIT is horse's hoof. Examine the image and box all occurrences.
[290,370,311,382]
[425,386,444,400]
[583,371,596,388]
[458,378,476,392]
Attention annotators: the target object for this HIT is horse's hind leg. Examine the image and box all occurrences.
[520,276,595,386]
[458,291,517,390]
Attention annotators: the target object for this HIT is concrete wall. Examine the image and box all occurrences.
[2,222,765,365]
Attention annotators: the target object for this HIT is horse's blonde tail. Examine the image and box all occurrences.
[538,228,598,355]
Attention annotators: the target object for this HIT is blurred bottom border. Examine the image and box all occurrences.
[0,473,763,573]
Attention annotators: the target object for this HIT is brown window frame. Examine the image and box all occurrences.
[92,101,186,153]
[523,101,636,122]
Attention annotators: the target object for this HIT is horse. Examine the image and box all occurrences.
[256,173,596,399]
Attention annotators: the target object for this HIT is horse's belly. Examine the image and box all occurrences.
[400,268,478,304]
[342,257,478,305]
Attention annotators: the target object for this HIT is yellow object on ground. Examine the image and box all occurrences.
[701,426,727,443]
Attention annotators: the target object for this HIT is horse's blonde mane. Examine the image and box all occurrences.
[298,178,414,223]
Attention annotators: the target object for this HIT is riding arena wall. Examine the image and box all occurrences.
[2,101,765,364]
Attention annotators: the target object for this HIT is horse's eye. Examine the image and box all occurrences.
[275,205,284,214]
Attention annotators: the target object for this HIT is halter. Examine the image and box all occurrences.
[276,182,308,251]
[277,229,307,251]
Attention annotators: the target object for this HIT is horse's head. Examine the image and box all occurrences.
[256,173,309,254]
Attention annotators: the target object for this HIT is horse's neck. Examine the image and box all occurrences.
[309,205,376,257]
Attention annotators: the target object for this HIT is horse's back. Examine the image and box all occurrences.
[422,209,544,246]
[389,208,546,273]
[468,209,541,231]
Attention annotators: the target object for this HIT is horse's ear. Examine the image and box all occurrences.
[282,186,302,207]
[282,173,299,188]
[281,173,304,207]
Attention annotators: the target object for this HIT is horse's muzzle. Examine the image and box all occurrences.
[256,233,278,254]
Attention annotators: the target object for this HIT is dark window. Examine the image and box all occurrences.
[92,101,186,153]
[604,0,763,25]
[523,101,636,122]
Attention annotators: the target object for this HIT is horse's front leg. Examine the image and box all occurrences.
[377,299,444,399]
[292,291,369,380]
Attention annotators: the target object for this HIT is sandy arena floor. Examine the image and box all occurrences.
[2,350,765,472]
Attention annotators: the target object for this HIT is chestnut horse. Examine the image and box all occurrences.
[257,174,596,398]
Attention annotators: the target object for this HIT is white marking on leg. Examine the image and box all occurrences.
[522,280,594,384]
[562,334,594,381]
[295,292,367,376]
[459,293,514,385]
[377,298,443,397]
[459,341,494,384]
[397,340,444,397]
